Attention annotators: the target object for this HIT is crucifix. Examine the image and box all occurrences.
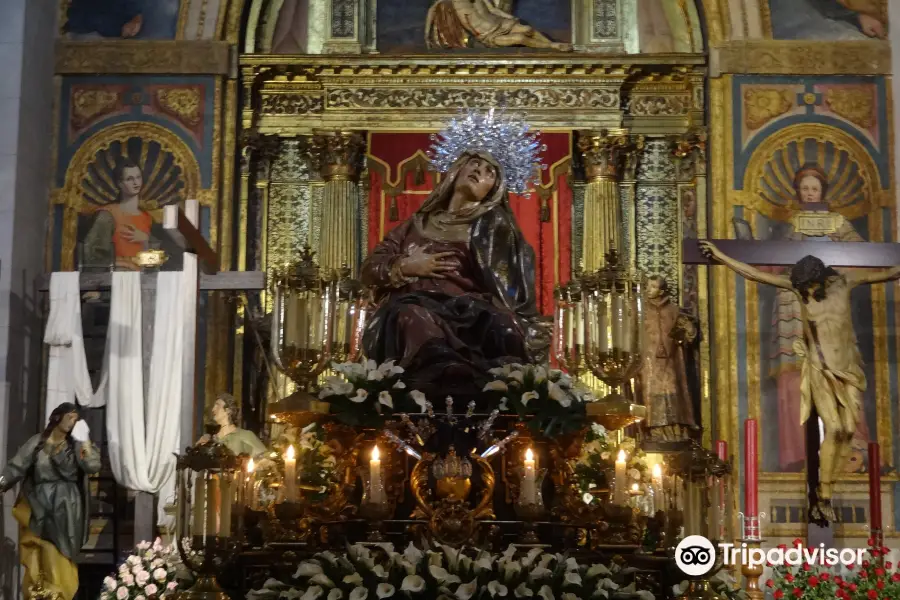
[38,199,266,543]
[684,236,900,534]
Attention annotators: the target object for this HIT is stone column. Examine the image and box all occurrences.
[634,137,680,294]
[310,131,366,276]
[576,130,642,272]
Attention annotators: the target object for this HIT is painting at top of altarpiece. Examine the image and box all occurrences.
[766,0,888,40]
[376,0,570,52]
[62,0,181,39]
[53,76,216,272]
[729,76,895,476]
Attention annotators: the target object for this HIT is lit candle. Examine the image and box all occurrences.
[522,448,537,505]
[744,420,759,519]
[219,478,232,537]
[614,449,627,504]
[192,474,206,537]
[246,458,257,511]
[652,463,664,513]
[868,442,882,533]
[284,445,297,502]
[205,475,219,537]
[370,445,386,504]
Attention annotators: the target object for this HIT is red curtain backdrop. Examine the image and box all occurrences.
[366,132,572,314]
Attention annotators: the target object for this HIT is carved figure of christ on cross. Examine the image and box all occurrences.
[685,239,900,524]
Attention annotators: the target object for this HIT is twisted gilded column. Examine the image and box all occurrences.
[576,130,643,272]
[310,131,366,276]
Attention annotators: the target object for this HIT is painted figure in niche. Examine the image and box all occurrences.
[735,163,871,472]
[426,0,573,50]
[768,0,887,40]
[197,393,267,458]
[64,0,180,39]
[636,276,700,443]
[82,158,153,271]
[362,152,547,401]
[699,242,900,523]
[0,404,101,600]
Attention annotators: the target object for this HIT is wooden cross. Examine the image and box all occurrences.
[37,199,267,542]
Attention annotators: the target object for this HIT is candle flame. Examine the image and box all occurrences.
[525,448,534,461]
[617,449,626,463]
[631,483,639,492]
[286,445,295,460]
[652,463,662,478]
[372,445,380,461]
[247,458,255,473]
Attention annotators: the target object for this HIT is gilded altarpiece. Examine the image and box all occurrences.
[710,74,897,540]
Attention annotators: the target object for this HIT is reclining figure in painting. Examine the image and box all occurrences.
[361,111,549,402]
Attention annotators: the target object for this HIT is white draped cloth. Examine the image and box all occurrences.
[44,266,193,524]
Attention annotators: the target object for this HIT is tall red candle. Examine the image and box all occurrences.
[744,420,758,517]
[716,440,728,462]
[715,440,728,539]
[868,442,882,531]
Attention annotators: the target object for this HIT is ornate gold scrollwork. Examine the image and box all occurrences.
[410,453,496,546]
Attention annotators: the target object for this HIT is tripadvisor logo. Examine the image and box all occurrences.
[675,536,716,577]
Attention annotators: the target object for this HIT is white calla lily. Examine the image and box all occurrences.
[537,586,554,600]
[428,566,460,585]
[309,574,335,588]
[377,390,393,409]
[513,583,533,598]
[563,572,582,586]
[409,390,428,413]
[528,567,552,581]
[487,581,508,597]
[585,564,610,578]
[455,579,478,600]
[403,542,424,565]
[349,588,368,600]
[401,575,425,593]
[483,380,508,393]
[327,590,344,600]
[376,583,395,598]
[294,563,324,578]
[351,389,368,403]
[548,383,570,407]
[342,574,363,586]
[300,587,323,600]
[520,391,538,406]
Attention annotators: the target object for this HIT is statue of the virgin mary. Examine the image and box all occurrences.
[361,111,548,401]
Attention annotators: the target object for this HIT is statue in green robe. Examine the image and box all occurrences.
[197,393,267,458]
[0,403,101,600]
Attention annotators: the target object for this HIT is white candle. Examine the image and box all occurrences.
[522,448,537,504]
[612,295,624,350]
[284,445,297,501]
[246,458,257,510]
[599,299,609,352]
[575,302,585,346]
[370,445,386,504]
[652,463,664,513]
[205,476,219,537]
[219,478,232,537]
[564,306,574,349]
[614,450,627,504]
[192,474,206,537]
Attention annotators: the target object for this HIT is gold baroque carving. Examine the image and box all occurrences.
[325,88,620,110]
[825,87,875,129]
[71,89,120,128]
[743,89,794,131]
[310,131,366,182]
[627,94,690,117]
[156,88,202,126]
[710,40,890,76]
[260,94,325,115]
[55,40,230,75]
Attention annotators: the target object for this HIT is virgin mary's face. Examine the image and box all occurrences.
[797,175,823,204]
[455,156,498,203]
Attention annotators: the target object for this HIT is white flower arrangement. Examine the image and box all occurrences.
[100,538,187,600]
[482,364,594,437]
[318,359,424,427]
[245,542,656,600]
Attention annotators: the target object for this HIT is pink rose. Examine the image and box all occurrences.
[136,571,150,587]
[116,587,129,600]
[153,568,167,582]
[145,584,158,597]
[135,596,146,600]
[166,582,177,591]
[104,577,117,592]
[122,574,135,587]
